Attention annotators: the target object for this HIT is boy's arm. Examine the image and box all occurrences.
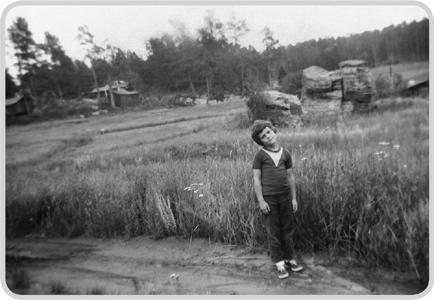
[253,169,270,214]
[287,168,298,212]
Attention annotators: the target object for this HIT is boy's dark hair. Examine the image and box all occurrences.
[250,120,277,146]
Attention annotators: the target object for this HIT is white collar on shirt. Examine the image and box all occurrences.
[261,147,283,167]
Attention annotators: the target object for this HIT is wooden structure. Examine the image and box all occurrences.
[89,80,129,99]
[88,80,141,107]
[405,72,429,97]
[6,94,34,116]
[113,89,140,107]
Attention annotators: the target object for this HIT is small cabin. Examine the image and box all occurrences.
[88,80,140,107]
[405,72,429,97]
[113,89,140,107]
[6,94,34,116]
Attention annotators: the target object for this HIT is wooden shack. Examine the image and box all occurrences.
[113,89,140,107]
[6,94,34,116]
[405,72,429,97]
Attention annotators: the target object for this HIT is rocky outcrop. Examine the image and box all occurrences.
[301,66,344,116]
[247,90,303,127]
[302,66,332,91]
[339,60,375,113]
[260,90,303,127]
[262,90,302,114]
[301,60,375,116]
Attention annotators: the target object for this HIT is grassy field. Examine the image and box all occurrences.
[5,96,429,284]
[370,61,429,81]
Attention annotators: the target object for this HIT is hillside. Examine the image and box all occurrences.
[370,61,429,81]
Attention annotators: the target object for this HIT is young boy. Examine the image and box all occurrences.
[251,119,303,279]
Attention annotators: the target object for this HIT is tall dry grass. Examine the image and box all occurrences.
[6,97,429,283]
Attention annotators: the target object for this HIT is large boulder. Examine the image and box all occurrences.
[261,90,302,115]
[339,60,375,113]
[300,60,376,116]
[301,66,343,116]
[302,90,343,116]
[259,90,303,127]
[302,66,332,91]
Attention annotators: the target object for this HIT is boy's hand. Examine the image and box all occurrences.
[292,199,298,212]
[259,200,270,214]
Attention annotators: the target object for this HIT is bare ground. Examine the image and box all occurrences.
[5,236,425,295]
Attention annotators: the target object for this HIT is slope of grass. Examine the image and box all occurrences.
[5,97,429,283]
[370,61,428,81]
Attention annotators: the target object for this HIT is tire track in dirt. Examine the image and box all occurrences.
[6,236,423,295]
[98,113,237,135]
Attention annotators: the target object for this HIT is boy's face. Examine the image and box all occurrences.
[258,126,277,147]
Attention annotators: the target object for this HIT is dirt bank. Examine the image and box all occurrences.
[5,236,424,295]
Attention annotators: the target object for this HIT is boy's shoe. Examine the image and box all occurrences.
[276,261,289,279]
[285,259,304,272]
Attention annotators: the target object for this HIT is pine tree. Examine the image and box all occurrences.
[7,17,38,92]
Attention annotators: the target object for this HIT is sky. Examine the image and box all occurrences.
[2,1,431,76]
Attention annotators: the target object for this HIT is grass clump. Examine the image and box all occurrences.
[7,269,31,293]
[49,281,72,294]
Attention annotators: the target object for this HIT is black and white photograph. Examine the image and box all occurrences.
[2,0,431,296]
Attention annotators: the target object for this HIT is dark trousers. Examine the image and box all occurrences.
[263,193,295,263]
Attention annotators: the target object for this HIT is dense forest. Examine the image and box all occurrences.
[5,15,429,101]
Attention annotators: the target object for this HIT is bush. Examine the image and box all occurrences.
[246,92,268,123]
[7,269,31,292]
[374,73,403,99]
[279,71,303,97]
[6,98,97,126]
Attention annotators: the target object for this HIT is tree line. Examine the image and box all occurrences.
[6,15,428,101]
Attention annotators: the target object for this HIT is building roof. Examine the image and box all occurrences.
[338,60,367,68]
[5,94,33,106]
[6,95,22,106]
[90,85,110,93]
[90,80,128,93]
[406,71,429,89]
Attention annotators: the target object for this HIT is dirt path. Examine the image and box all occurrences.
[5,237,423,295]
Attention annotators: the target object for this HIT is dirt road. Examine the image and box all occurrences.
[5,236,424,295]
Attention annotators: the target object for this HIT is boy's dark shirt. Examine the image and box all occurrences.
[252,147,292,196]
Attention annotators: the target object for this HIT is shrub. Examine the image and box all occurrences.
[374,73,403,99]
[7,269,31,292]
[246,92,268,123]
[49,281,71,294]
[279,71,302,97]
[6,99,96,126]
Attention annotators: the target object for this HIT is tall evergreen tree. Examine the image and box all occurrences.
[198,13,227,101]
[262,26,279,86]
[7,17,38,92]
[36,32,78,99]
[227,17,250,95]
[146,35,179,91]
